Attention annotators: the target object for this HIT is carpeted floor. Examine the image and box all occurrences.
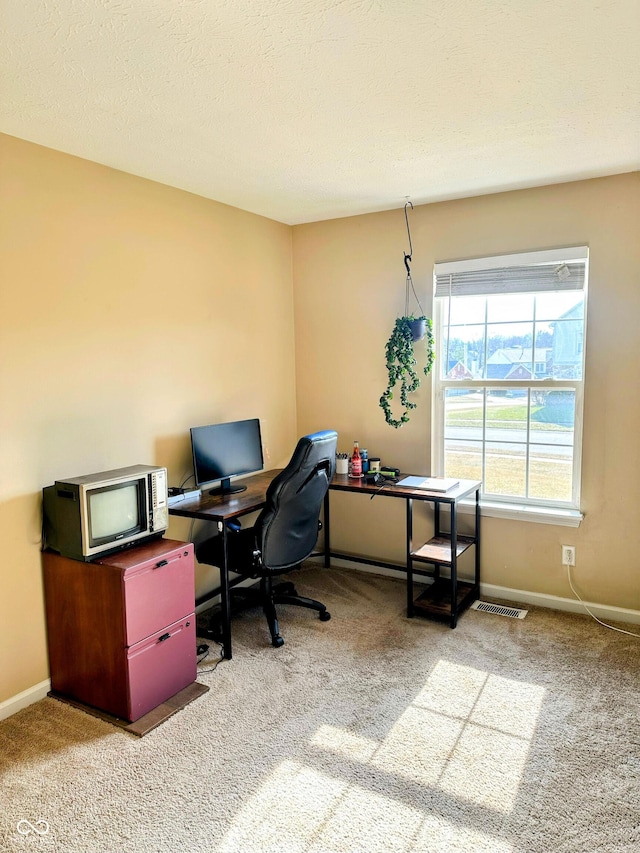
[1,566,639,852]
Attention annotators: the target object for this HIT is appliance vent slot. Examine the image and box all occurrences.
[471,600,528,619]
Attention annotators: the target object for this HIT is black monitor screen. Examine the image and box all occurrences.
[190,418,264,496]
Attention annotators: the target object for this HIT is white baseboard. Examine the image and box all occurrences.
[480,582,640,626]
[0,679,51,722]
[312,556,640,627]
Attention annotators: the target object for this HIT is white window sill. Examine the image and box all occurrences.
[458,499,583,527]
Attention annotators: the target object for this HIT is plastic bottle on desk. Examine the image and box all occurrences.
[350,441,362,478]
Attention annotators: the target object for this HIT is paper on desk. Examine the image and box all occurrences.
[396,476,459,492]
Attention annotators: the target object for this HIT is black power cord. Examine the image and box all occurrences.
[196,640,225,674]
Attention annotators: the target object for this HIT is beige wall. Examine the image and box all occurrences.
[0,134,297,703]
[2,131,638,706]
[293,173,640,609]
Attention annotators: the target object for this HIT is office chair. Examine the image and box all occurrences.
[195,429,338,648]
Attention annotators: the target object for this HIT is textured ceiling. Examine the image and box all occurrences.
[2,0,639,224]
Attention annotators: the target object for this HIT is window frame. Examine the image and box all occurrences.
[431,247,588,524]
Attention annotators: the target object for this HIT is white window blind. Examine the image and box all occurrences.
[435,247,588,297]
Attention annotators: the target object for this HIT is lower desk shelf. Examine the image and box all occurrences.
[412,578,477,621]
[409,534,479,627]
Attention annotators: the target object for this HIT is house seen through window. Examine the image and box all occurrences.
[432,247,588,513]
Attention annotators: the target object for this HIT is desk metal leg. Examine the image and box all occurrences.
[475,488,481,591]
[406,498,414,618]
[450,504,458,629]
[323,492,331,568]
[218,522,233,660]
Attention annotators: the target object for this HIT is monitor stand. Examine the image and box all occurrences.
[207,478,247,497]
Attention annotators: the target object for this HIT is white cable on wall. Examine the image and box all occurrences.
[567,564,640,639]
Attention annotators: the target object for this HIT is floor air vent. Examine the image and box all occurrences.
[471,600,528,619]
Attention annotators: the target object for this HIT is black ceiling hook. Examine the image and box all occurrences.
[404,200,414,276]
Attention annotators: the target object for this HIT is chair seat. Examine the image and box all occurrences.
[195,429,337,647]
[196,528,262,579]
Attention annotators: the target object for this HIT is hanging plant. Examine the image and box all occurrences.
[380,315,434,427]
[379,202,435,428]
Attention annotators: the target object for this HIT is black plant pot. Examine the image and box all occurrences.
[408,318,426,342]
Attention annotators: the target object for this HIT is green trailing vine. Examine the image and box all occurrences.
[379,315,435,428]
[378,203,435,427]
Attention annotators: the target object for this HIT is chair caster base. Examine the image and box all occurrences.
[271,634,285,648]
[319,610,331,622]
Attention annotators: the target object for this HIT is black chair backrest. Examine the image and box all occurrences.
[256,430,337,572]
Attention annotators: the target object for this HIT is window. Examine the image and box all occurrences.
[432,247,588,520]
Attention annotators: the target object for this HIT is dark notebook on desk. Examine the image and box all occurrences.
[396,476,459,492]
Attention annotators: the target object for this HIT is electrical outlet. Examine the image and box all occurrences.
[561,545,576,566]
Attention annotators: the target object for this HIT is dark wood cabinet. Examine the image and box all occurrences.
[42,538,196,722]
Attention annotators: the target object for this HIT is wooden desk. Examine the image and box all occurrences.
[325,475,481,628]
[170,469,481,658]
[169,470,281,659]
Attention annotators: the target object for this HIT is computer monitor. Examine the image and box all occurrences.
[190,418,264,496]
